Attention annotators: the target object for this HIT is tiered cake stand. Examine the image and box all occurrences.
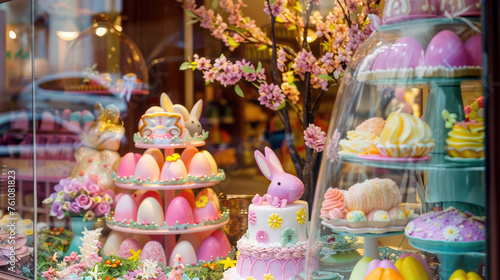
[105,138,229,257]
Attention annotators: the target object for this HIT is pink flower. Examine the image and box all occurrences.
[82,180,103,196]
[304,124,326,153]
[67,202,81,215]
[62,178,82,196]
[194,54,212,70]
[94,201,111,216]
[248,210,257,225]
[277,47,286,72]
[292,49,318,78]
[326,129,341,163]
[75,194,94,210]
[256,230,268,243]
[321,52,336,73]
[264,0,286,17]
[50,202,65,219]
[41,266,56,279]
[64,251,80,263]
[258,83,285,110]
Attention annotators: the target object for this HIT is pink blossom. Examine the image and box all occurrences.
[258,84,285,110]
[321,52,336,73]
[82,180,103,196]
[194,54,212,70]
[41,267,56,279]
[94,201,111,216]
[277,47,286,72]
[326,129,341,163]
[75,194,94,210]
[256,230,268,243]
[67,202,81,215]
[264,0,286,17]
[64,252,80,263]
[304,124,326,153]
[50,202,65,219]
[248,210,257,225]
[292,49,317,78]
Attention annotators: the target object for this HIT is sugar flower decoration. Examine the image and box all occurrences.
[256,230,269,244]
[218,257,237,269]
[128,249,142,261]
[263,273,274,280]
[78,227,103,268]
[248,210,257,225]
[195,195,209,208]
[326,129,341,163]
[296,208,306,225]
[268,213,283,230]
[442,225,461,241]
[304,124,326,153]
[405,221,415,235]
[138,259,159,280]
[246,277,257,280]
[442,109,458,128]
[281,227,298,247]
[166,153,181,162]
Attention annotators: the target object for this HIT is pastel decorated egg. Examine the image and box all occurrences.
[365,260,398,278]
[114,194,138,223]
[386,37,425,69]
[178,189,195,209]
[69,111,82,123]
[133,190,163,208]
[395,254,431,280]
[383,0,437,24]
[132,234,151,247]
[425,30,470,67]
[210,230,231,257]
[82,112,95,126]
[118,238,140,258]
[197,236,221,262]
[113,193,125,208]
[188,152,212,177]
[371,46,390,70]
[140,241,167,266]
[62,109,71,122]
[465,34,482,67]
[161,157,188,181]
[196,188,220,210]
[350,256,374,280]
[137,197,164,225]
[181,146,199,169]
[165,196,194,226]
[367,210,391,222]
[346,211,367,222]
[388,207,407,220]
[134,154,161,181]
[169,241,197,266]
[193,200,220,223]
[144,148,165,170]
[178,233,204,252]
[201,150,218,174]
[102,231,126,256]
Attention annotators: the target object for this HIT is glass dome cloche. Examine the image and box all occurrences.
[306,1,485,280]
[62,14,149,98]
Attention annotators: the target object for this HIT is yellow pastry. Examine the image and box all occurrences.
[446,122,484,158]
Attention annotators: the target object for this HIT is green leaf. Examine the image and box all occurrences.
[256,61,262,73]
[275,16,284,23]
[206,80,211,85]
[257,45,268,51]
[317,74,334,81]
[242,65,255,73]
[270,0,277,5]
[276,101,286,110]
[350,12,358,22]
[185,9,197,18]
[227,36,239,47]
[235,85,244,97]
[6,51,11,60]
[179,62,193,71]
[227,25,247,34]
[287,25,297,31]
[211,0,218,10]
[294,2,303,13]
[187,19,199,25]
[357,6,363,15]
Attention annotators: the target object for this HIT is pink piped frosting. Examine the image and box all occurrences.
[321,188,346,218]
[328,208,345,220]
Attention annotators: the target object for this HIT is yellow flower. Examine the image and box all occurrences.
[166,153,181,162]
[196,195,209,208]
[246,277,256,280]
[218,257,237,269]
[296,208,306,225]
[92,196,103,203]
[263,273,274,280]
[268,213,282,230]
[128,249,142,261]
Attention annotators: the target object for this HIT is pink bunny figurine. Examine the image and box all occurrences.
[168,254,185,280]
[252,147,304,208]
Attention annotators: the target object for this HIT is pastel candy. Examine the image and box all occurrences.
[181,146,199,170]
[137,197,164,225]
[118,238,140,258]
[102,231,126,256]
[69,112,82,123]
[134,154,160,181]
[117,153,140,177]
[425,30,470,68]
[202,150,218,174]
[165,196,194,226]
[161,159,188,181]
[133,190,163,208]
[197,236,221,262]
[365,259,398,278]
[114,194,137,223]
[140,241,167,266]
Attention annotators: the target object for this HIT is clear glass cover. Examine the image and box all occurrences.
[306,18,484,280]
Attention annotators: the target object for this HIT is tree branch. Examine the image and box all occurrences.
[312,90,327,117]
[337,0,352,27]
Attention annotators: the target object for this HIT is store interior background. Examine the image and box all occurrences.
[0,0,485,255]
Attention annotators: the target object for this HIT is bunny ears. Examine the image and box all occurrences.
[254,147,284,180]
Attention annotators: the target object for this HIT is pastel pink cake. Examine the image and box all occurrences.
[405,207,485,242]
[226,201,308,280]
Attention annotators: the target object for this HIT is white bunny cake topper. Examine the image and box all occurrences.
[138,92,186,138]
[172,99,203,136]
[252,147,305,208]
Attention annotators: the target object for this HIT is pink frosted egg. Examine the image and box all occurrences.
[102,231,126,256]
[178,189,195,209]
[133,190,163,208]
[165,196,194,226]
[197,188,220,210]
[465,34,482,67]
[210,230,231,257]
[140,241,167,266]
[197,236,221,262]
[134,154,161,181]
[201,150,218,174]
[144,148,165,170]
[118,238,140,258]
[194,200,220,223]
[189,152,213,177]
[161,159,188,181]
[386,37,425,69]
[425,30,470,67]
[169,241,197,266]
[114,194,138,223]
[137,197,164,225]
[181,146,199,170]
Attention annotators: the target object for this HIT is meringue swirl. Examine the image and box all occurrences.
[321,188,346,218]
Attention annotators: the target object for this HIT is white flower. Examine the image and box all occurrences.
[88,264,101,280]
[405,221,415,235]
[138,259,159,280]
[442,225,460,241]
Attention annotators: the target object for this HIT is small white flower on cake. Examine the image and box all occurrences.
[442,225,460,241]
[405,222,415,234]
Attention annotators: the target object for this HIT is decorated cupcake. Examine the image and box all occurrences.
[339,118,385,155]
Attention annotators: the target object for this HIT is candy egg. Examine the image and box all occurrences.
[201,150,218,174]
[133,190,163,207]
[386,37,425,69]
[102,231,126,256]
[114,194,138,223]
[465,34,482,67]
[144,148,165,170]
[425,30,470,67]
[210,230,231,257]
[118,238,140,258]
[140,241,167,266]
[169,241,197,266]
[181,146,199,169]
[137,197,164,225]
[197,236,221,262]
[117,153,141,177]
[178,189,195,210]
[165,196,194,226]
[196,188,220,210]
[178,233,204,252]
[371,46,390,70]
[188,152,213,177]
[365,260,398,278]
[193,200,220,223]
[161,158,188,181]
[388,207,407,220]
[134,154,161,181]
